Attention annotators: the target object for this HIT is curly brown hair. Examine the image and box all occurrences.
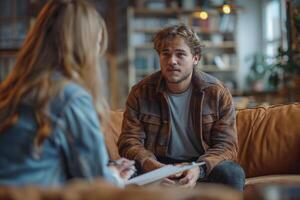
[153,24,203,57]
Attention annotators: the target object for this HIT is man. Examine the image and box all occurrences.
[118,24,245,190]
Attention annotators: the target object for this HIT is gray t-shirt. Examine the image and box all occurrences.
[166,85,203,160]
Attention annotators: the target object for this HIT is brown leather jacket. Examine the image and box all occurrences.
[118,69,238,176]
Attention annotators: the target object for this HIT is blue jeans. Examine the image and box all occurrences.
[200,160,245,191]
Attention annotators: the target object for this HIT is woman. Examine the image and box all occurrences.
[0,0,134,187]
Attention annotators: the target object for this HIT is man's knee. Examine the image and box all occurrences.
[208,160,245,191]
[213,161,244,179]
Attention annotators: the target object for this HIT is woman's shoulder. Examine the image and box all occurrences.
[63,81,90,98]
[49,81,93,116]
[55,81,92,106]
[51,71,91,102]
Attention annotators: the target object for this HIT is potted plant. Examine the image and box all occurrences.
[246,54,270,91]
[268,47,300,91]
[247,46,300,92]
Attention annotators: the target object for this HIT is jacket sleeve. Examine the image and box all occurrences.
[118,89,157,171]
[57,92,123,187]
[197,87,238,176]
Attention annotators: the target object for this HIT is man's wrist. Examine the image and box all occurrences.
[198,164,207,179]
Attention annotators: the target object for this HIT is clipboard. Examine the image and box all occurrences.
[126,162,205,186]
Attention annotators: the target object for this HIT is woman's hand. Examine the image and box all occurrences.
[108,158,136,181]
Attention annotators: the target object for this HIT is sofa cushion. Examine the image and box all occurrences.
[245,175,300,186]
[244,175,300,199]
[236,103,300,178]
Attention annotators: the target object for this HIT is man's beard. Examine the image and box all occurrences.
[165,71,192,84]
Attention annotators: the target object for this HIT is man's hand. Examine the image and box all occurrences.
[161,163,199,188]
[161,172,183,187]
[143,158,165,172]
[177,166,200,188]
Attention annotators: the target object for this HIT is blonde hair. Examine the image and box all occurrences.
[153,24,203,57]
[0,0,108,145]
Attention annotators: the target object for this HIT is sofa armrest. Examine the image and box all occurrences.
[102,111,124,160]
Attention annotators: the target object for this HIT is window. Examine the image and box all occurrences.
[263,0,283,58]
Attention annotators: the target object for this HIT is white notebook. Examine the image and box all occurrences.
[126,162,205,186]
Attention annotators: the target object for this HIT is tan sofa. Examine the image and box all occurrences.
[1,103,300,200]
[104,103,300,192]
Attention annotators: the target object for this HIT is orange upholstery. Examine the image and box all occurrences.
[104,103,300,181]
[102,111,123,160]
[236,103,300,178]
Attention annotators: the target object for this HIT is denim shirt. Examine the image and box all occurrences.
[0,81,121,187]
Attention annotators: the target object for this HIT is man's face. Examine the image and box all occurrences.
[159,36,199,86]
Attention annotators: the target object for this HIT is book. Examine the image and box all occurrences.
[126,162,205,186]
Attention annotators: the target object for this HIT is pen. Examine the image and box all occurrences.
[108,159,121,166]
[108,160,137,172]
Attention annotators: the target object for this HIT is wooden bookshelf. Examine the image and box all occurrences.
[127,5,240,92]
[0,0,47,83]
